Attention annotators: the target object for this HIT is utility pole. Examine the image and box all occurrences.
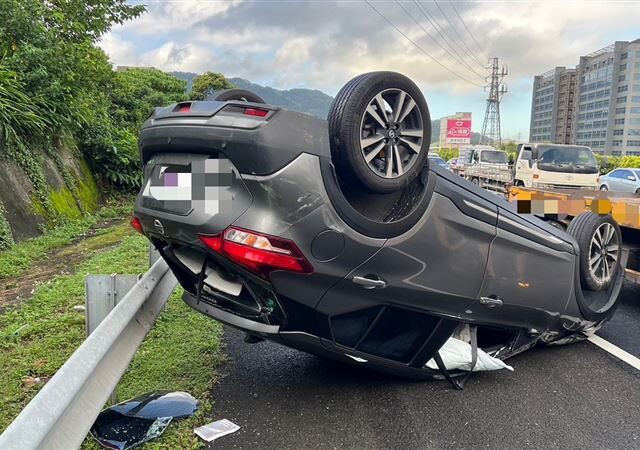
[481,57,507,145]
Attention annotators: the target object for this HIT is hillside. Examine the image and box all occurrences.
[169,72,483,142]
[170,72,334,119]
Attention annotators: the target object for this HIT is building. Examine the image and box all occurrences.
[438,112,472,149]
[529,66,576,144]
[531,39,640,155]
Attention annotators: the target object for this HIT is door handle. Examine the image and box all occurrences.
[480,296,503,307]
[352,275,387,289]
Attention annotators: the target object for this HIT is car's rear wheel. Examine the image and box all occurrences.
[208,88,265,103]
[328,72,431,193]
[567,212,621,291]
[600,185,608,191]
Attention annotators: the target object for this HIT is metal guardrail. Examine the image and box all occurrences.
[0,258,177,450]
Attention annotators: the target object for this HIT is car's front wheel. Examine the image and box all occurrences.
[600,185,608,191]
[567,212,621,291]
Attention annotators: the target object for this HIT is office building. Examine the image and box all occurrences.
[529,67,576,144]
[531,39,640,155]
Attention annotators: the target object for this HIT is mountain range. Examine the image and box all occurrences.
[169,71,483,144]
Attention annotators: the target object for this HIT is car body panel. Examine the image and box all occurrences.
[134,100,621,380]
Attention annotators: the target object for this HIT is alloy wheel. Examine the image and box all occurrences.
[588,222,619,285]
[359,89,424,179]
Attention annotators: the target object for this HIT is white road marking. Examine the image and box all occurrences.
[588,334,640,371]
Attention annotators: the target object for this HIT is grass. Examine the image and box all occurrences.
[0,199,134,279]
[0,232,225,448]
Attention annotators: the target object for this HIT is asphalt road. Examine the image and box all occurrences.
[209,282,640,449]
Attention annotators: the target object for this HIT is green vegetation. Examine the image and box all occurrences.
[0,201,132,278]
[0,231,224,447]
[595,155,640,174]
[190,71,234,101]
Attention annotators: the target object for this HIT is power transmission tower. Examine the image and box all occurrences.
[481,57,507,145]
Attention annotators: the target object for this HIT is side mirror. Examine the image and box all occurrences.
[628,176,636,181]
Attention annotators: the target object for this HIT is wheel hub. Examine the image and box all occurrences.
[359,88,424,179]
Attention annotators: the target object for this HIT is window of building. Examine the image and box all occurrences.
[621,52,628,60]
[633,96,640,102]
[634,84,640,92]
[616,107,626,114]
[628,129,640,136]
[635,74,640,81]
[620,63,627,71]
[617,96,627,103]
[632,118,640,125]
[613,140,623,147]
[614,129,624,135]
[628,140,640,146]
[637,50,640,58]
[636,62,640,70]
[619,74,627,82]
[618,85,629,92]
[632,107,640,114]
[615,118,625,125]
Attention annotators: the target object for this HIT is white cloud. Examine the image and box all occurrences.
[98,33,138,66]
[100,0,640,136]
[139,41,217,73]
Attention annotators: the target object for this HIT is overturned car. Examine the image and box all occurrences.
[133,72,624,383]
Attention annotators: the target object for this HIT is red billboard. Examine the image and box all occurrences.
[446,119,472,143]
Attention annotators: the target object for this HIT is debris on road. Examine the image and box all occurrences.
[194,419,240,443]
[90,391,198,450]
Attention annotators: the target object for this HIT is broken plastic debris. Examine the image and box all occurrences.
[194,419,240,442]
[90,391,198,450]
[425,338,514,372]
[73,305,86,312]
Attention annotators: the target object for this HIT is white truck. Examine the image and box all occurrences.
[513,143,599,189]
[454,143,600,194]
[455,145,513,193]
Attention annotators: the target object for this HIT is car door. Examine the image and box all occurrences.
[618,169,637,193]
[460,207,576,333]
[608,169,622,192]
[315,173,497,365]
[515,145,534,186]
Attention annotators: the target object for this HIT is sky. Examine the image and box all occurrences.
[100,0,640,139]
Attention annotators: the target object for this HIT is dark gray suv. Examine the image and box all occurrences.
[133,72,624,381]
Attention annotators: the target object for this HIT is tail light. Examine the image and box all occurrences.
[243,107,269,117]
[199,226,313,279]
[131,216,144,235]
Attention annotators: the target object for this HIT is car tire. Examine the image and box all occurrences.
[328,72,431,193]
[566,212,621,291]
[207,88,265,103]
[472,178,479,185]
[599,185,608,191]
[635,188,640,195]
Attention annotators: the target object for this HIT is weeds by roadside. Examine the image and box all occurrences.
[0,232,224,449]
[0,198,134,279]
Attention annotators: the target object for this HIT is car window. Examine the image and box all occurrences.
[635,170,640,179]
[608,170,621,178]
[619,169,633,179]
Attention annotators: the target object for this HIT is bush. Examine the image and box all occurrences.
[595,155,640,174]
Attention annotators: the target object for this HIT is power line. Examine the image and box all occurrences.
[433,0,487,68]
[448,0,489,60]
[394,0,487,81]
[364,0,485,88]
[414,0,486,71]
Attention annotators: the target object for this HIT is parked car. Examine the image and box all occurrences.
[428,154,449,169]
[133,72,624,382]
[599,168,640,194]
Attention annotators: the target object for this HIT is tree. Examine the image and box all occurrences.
[190,72,234,100]
[111,68,187,129]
